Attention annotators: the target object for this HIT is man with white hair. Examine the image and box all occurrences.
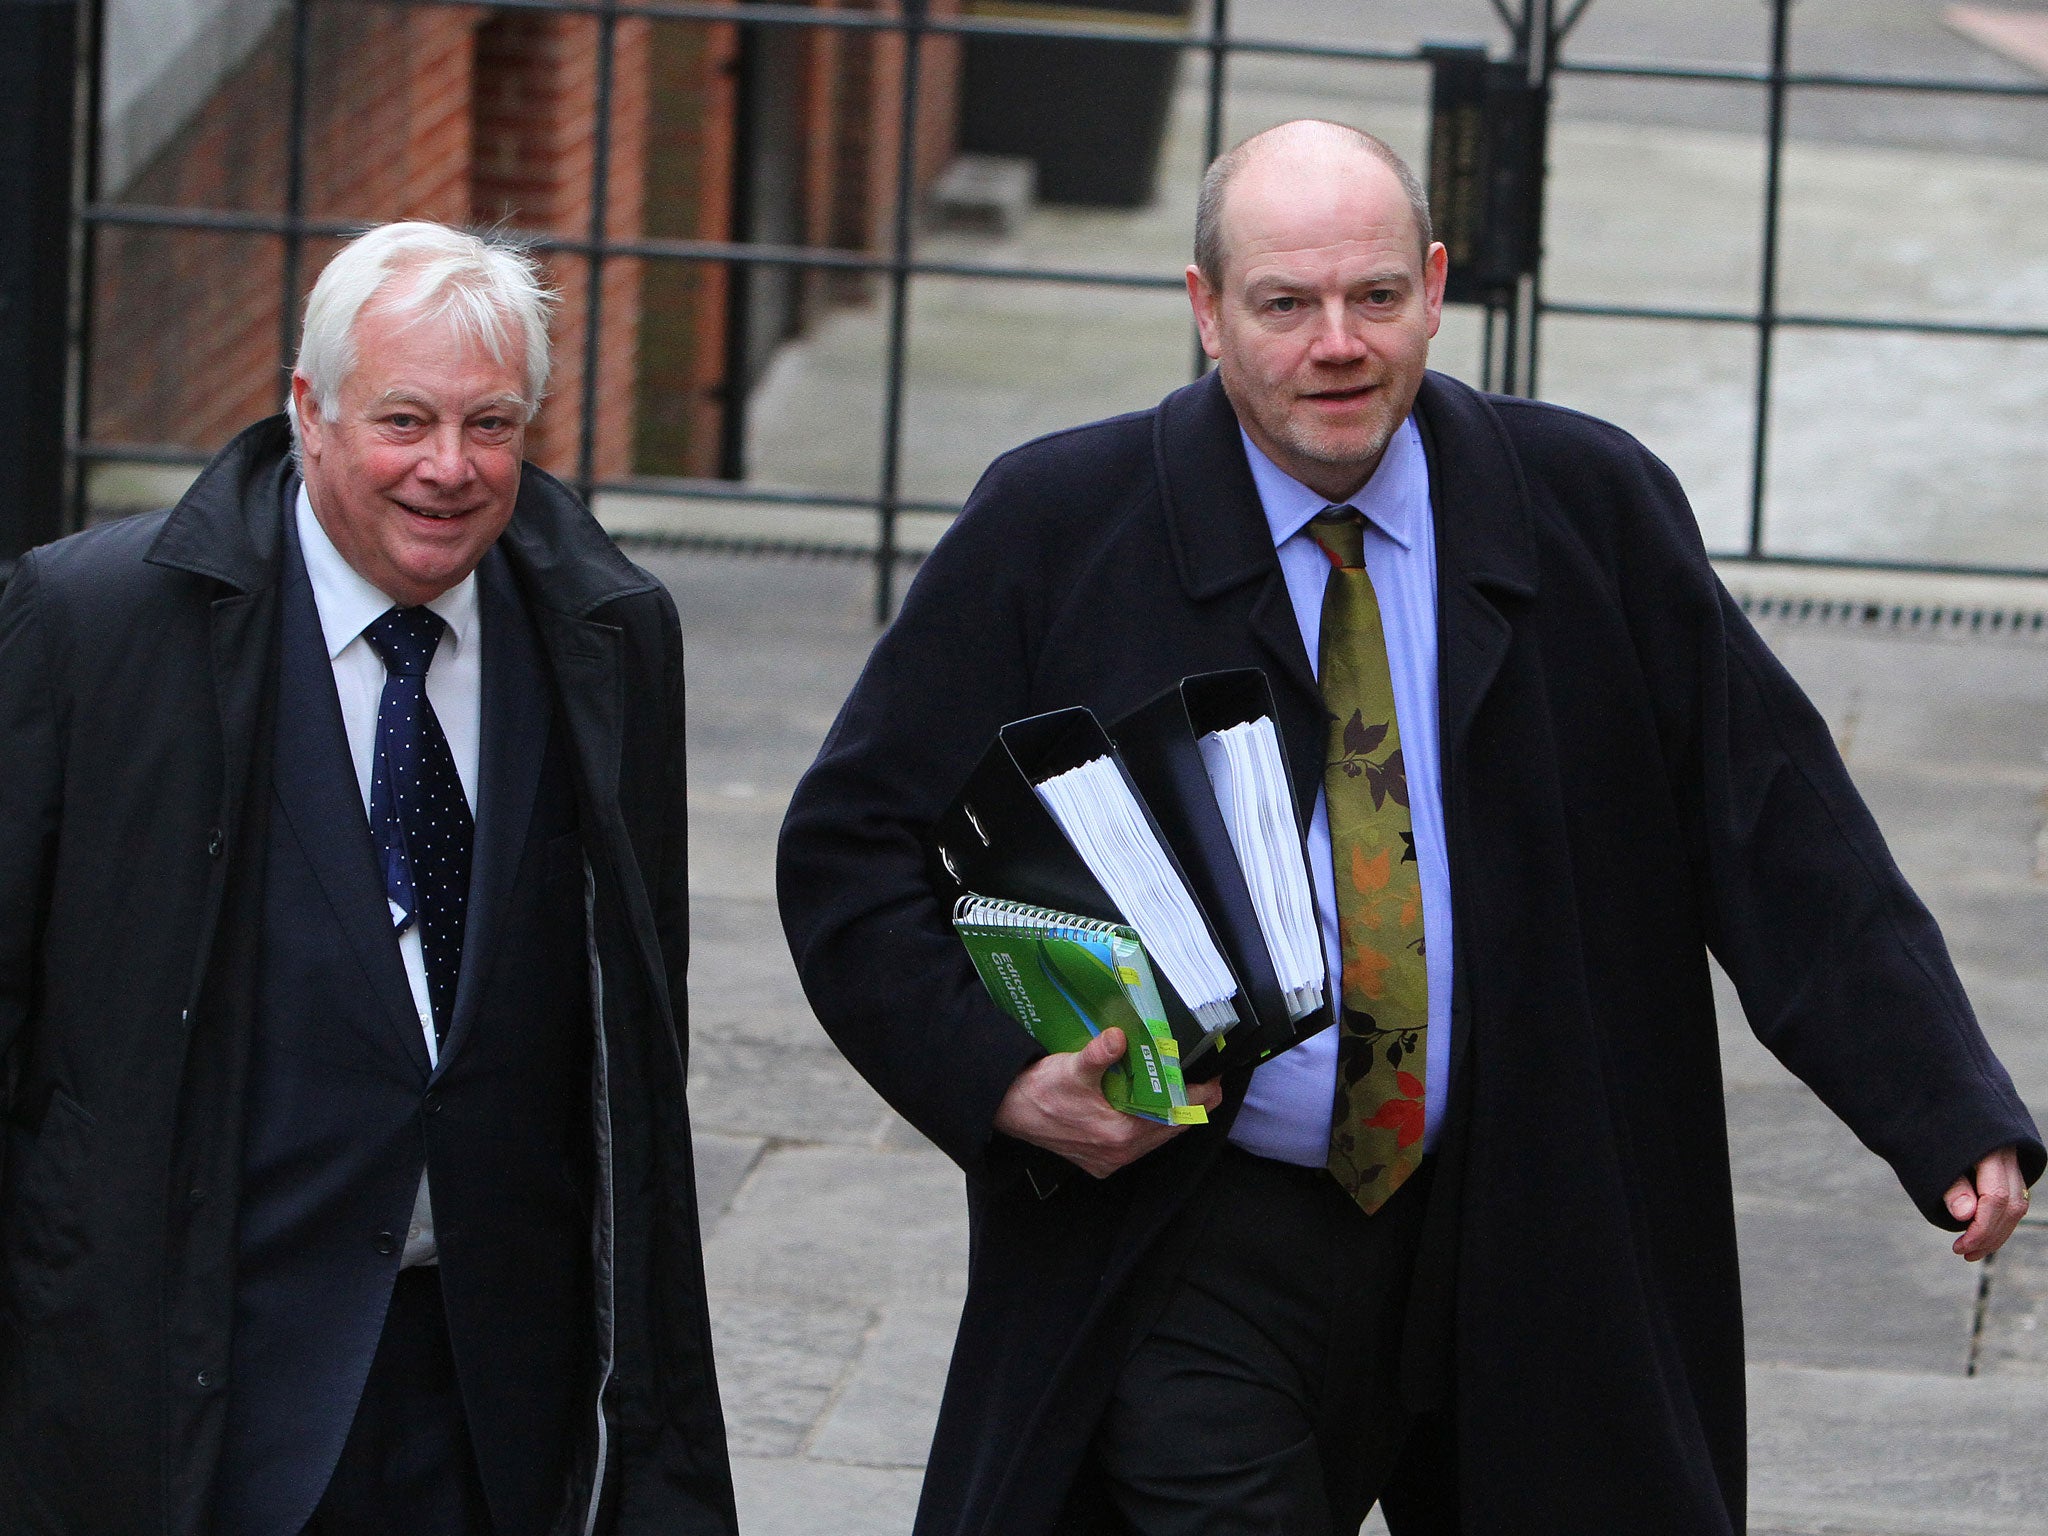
[0,223,736,1535]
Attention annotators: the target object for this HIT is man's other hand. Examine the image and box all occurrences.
[1944,1144,2031,1262]
[992,1029,1225,1179]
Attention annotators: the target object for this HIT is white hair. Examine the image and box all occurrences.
[287,221,557,442]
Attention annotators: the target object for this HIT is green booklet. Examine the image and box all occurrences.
[953,895,1208,1127]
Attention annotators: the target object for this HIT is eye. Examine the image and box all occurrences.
[1265,296,1302,314]
[386,412,422,430]
[1364,288,1399,306]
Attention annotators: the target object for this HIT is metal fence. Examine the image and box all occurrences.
[61,0,2048,622]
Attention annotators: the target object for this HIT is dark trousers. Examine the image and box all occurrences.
[1091,1146,1456,1536]
[303,1266,494,1536]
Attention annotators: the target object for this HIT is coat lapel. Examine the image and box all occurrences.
[1415,372,1539,760]
[1154,371,1328,818]
[439,549,550,1068]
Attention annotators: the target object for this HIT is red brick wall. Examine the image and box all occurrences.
[636,16,739,478]
[92,4,651,481]
[471,12,650,478]
[89,1,961,485]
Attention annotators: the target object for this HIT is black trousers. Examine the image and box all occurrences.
[1090,1146,1456,1536]
[303,1266,494,1536]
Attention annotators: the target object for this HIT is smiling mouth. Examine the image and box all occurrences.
[397,500,468,521]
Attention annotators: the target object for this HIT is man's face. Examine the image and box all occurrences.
[292,300,529,607]
[1188,150,1448,503]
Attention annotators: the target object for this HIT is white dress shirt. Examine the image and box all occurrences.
[296,486,483,1265]
[1225,419,1457,1166]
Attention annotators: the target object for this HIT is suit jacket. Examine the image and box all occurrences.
[216,510,596,1536]
[0,417,737,1535]
[777,369,2045,1536]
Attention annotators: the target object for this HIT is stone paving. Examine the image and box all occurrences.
[655,542,2048,1536]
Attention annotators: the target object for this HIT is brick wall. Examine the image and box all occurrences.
[471,11,650,478]
[91,3,651,481]
[88,1,963,487]
[635,17,738,479]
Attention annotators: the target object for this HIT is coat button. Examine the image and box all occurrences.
[206,829,223,858]
[373,1231,397,1256]
[423,1091,443,1115]
[195,1369,217,1389]
[186,1187,207,1207]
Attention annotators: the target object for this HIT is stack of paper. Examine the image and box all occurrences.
[1197,719,1326,1021]
[1033,758,1240,1032]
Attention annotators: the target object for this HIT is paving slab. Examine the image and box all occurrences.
[730,1456,925,1535]
[1748,1363,2048,1534]
[1975,1217,2048,1378]
[709,1295,876,1459]
[692,1131,766,1239]
[808,1295,965,1469]
[702,1143,969,1309]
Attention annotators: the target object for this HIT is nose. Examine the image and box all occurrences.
[1306,299,1368,366]
[415,423,474,487]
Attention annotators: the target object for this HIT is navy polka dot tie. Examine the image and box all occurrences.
[364,607,473,1047]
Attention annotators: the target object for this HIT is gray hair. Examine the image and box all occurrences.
[1193,121,1433,287]
[288,221,558,441]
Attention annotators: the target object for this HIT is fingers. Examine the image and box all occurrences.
[1075,1027,1127,1080]
[990,1031,1206,1180]
[1186,1075,1224,1111]
[1944,1176,1976,1225]
[1953,1146,2031,1262]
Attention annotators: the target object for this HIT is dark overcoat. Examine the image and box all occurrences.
[0,418,738,1535]
[776,369,2045,1535]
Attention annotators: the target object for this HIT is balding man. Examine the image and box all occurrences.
[0,223,735,1535]
[777,123,2042,1535]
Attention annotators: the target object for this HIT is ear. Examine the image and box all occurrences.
[1422,243,1449,340]
[1186,265,1224,362]
[290,373,327,461]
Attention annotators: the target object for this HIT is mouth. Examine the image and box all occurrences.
[395,499,471,522]
[1303,383,1374,406]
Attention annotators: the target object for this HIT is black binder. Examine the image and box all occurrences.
[1109,670,1333,1071]
[927,706,1247,1080]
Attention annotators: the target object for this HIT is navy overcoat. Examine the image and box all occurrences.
[778,370,2044,1535]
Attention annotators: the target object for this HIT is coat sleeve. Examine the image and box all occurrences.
[1602,437,2046,1228]
[776,455,1062,1180]
[0,554,61,1115]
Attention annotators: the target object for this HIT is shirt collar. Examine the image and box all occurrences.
[1240,414,1427,553]
[296,483,478,662]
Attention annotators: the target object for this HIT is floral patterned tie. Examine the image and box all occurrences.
[1308,509,1428,1215]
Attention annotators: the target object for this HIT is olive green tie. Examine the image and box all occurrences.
[1308,509,1428,1215]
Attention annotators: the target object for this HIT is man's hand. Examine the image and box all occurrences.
[1944,1144,2031,1262]
[992,1028,1224,1180]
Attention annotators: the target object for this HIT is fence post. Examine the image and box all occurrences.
[0,0,80,574]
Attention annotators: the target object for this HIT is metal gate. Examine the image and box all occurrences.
[39,0,2048,615]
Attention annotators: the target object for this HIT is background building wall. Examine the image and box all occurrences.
[87,0,964,485]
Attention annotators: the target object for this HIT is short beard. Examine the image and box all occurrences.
[1271,411,1397,478]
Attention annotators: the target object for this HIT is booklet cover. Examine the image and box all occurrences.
[954,896,1208,1127]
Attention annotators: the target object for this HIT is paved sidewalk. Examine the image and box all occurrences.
[657,544,2048,1536]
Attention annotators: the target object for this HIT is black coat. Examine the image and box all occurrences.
[0,418,737,1535]
[777,370,2045,1535]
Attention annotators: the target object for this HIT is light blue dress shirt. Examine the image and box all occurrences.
[1225,417,1456,1165]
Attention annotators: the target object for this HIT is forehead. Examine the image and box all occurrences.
[1221,149,1420,280]
[345,299,525,397]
